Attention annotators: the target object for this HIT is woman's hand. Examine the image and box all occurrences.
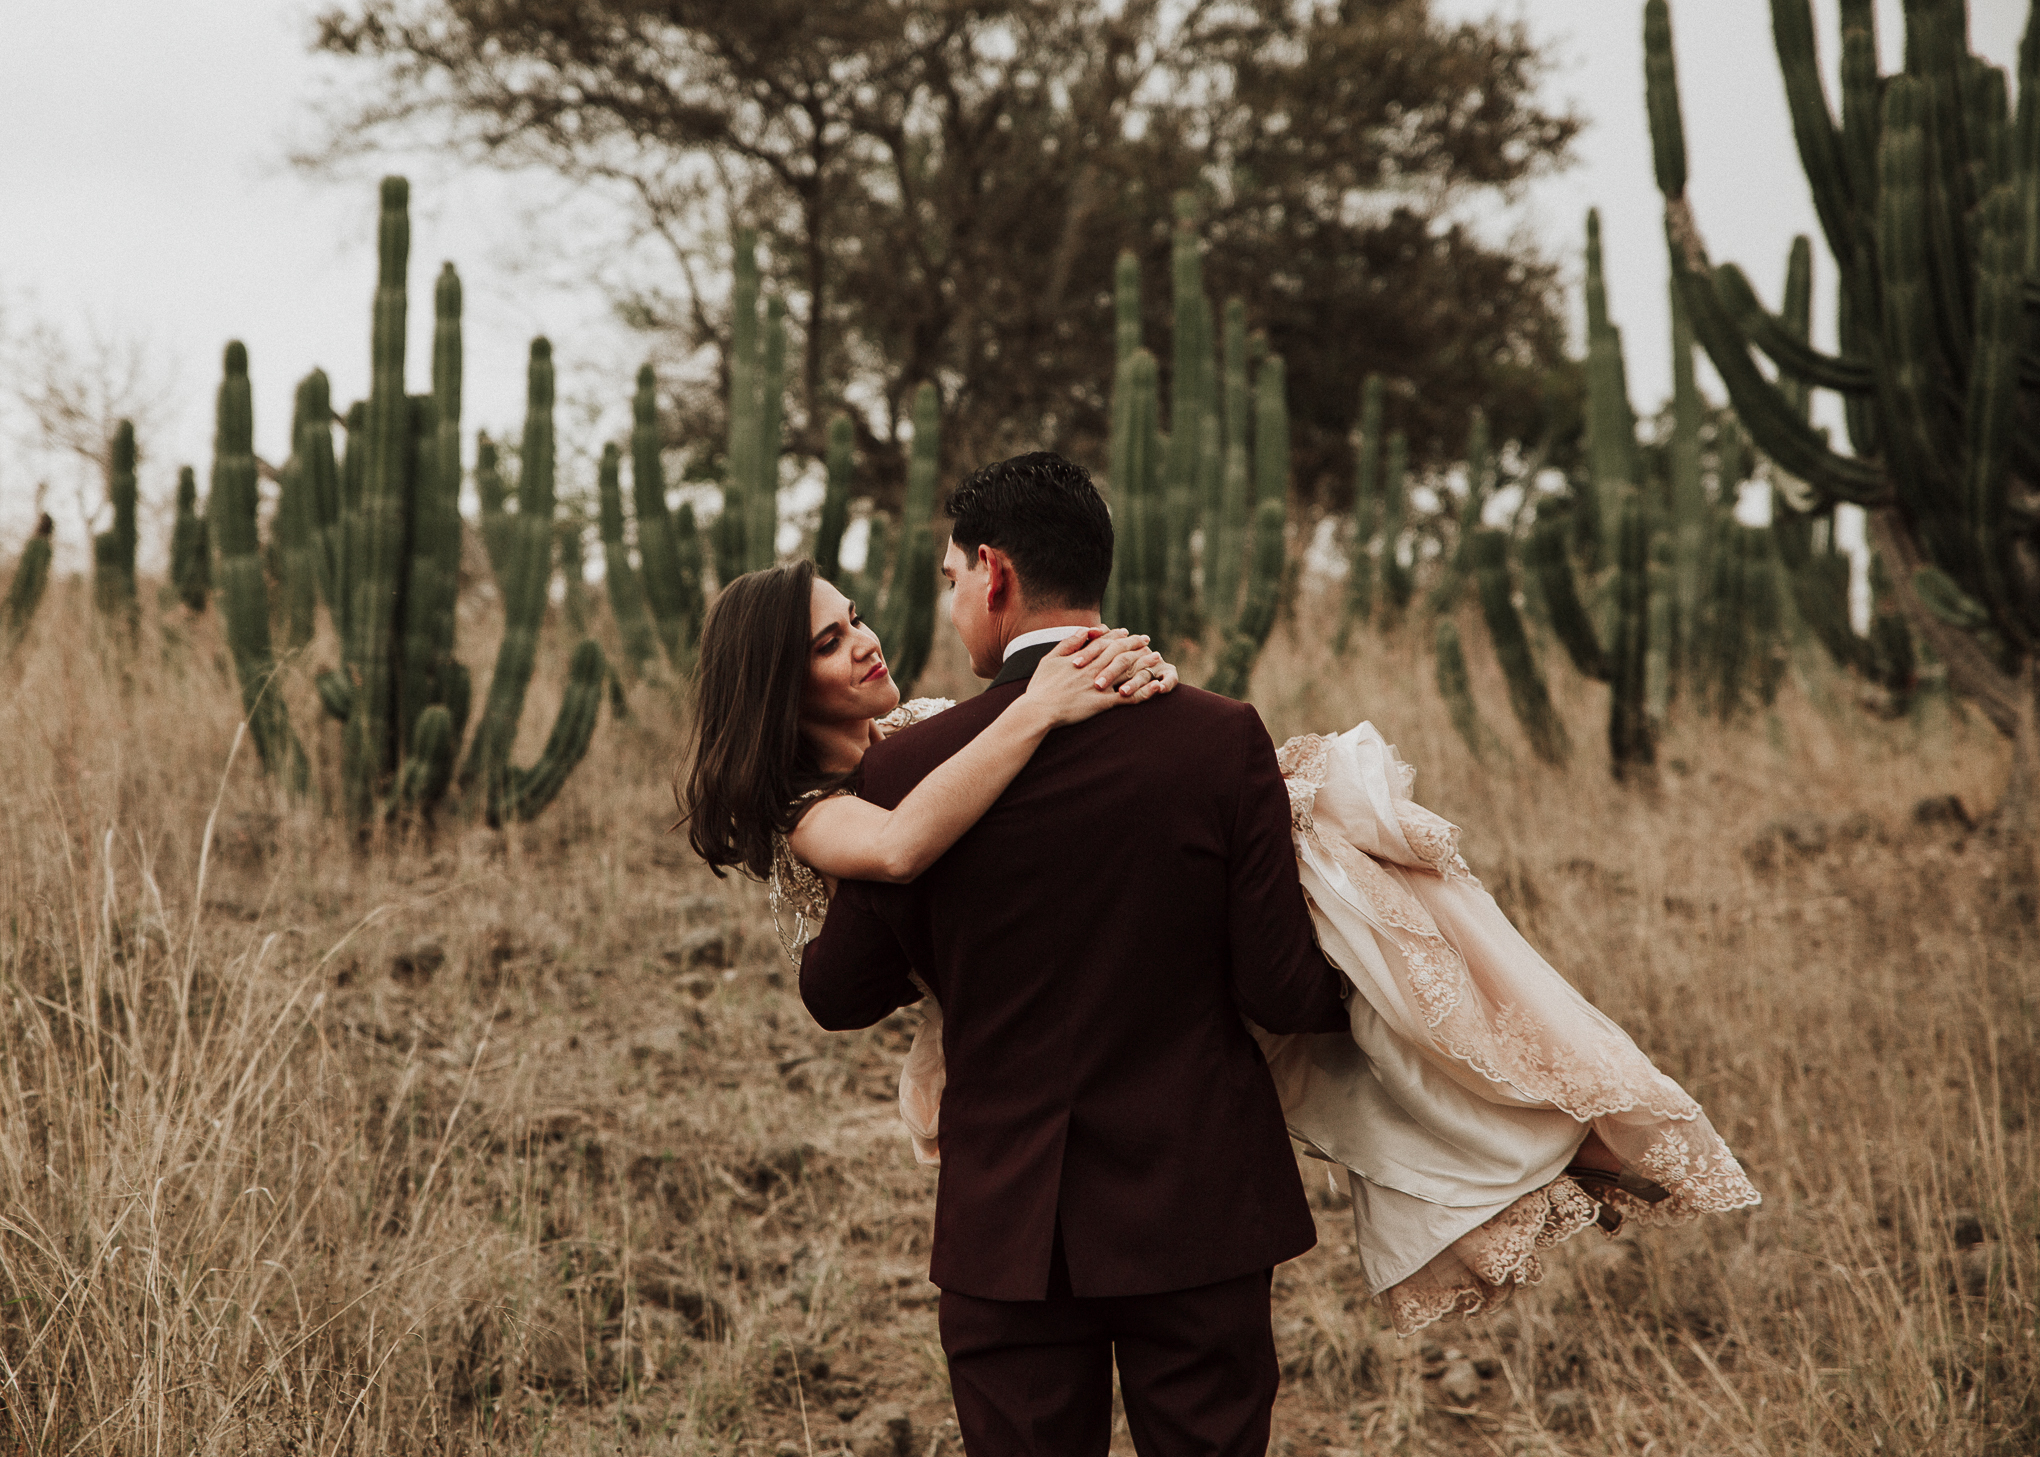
[1024,629,1172,728]
[1076,625,1178,699]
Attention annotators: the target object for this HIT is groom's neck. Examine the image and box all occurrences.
[999,604,1104,655]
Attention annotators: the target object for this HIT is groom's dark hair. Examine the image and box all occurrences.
[944,452,1113,608]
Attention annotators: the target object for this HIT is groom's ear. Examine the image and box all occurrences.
[981,546,1019,610]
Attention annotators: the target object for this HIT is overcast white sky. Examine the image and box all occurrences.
[0,1,2027,568]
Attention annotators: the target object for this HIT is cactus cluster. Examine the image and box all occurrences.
[875,383,942,694]
[1107,197,1292,699]
[188,178,608,825]
[1643,0,2021,737]
[4,513,55,661]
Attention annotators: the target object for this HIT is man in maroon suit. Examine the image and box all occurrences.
[800,452,1349,1456]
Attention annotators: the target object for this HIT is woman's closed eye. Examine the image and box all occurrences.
[813,615,863,658]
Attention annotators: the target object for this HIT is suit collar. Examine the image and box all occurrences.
[988,641,1054,692]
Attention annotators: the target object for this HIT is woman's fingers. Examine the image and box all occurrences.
[1092,643,1160,690]
[1112,649,1166,695]
[1071,628,1141,672]
[1052,626,1112,659]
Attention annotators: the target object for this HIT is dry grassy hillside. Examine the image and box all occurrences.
[0,566,2031,1456]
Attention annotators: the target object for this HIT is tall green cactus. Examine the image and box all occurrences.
[1114,250,1142,365]
[815,412,856,584]
[851,511,893,618]
[878,383,941,694]
[1209,297,1252,631]
[596,440,660,676]
[1643,0,2040,749]
[1335,374,1385,651]
[1583,209,1635,568]
[1163,193,1209,641]
[93,420,138,634]
[475,430,513,580]
[1526,511,1608,681]
[1433,618,1490,763]
[457,338,608,823]
[211,343,308,793]
[1379,430,1414,619]
[1667,276,1707,674]
[1206,348,1291,695]
[169,467,209,612]
[1471,529,1569,765]
[1108,348,1162,639]
[297,372,342,623]
[1608,490,1654,779]
[4,514,54,660]
[276,389,319,651]
[558,502,590,637]
[630,364,698,664]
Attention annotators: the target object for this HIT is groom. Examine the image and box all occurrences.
[800,451,1349,1456]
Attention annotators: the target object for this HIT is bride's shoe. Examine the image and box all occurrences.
[1564,1164,1673,1234]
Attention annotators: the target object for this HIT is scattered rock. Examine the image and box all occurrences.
[1418,1340,1444,1363]
[1950,1210,1985,1248]
[1473,1356,1501,1378]
[679,974,717,1000]
[1439,1356,1481,1404]
[1912,794,1973,832]
[1543,1388,1589,1432]
[390,939,447,987]
[669,926,734,970]
[635,1269,728,1338]
[1955,1242,2000,1296]
[847,1402,913,1457]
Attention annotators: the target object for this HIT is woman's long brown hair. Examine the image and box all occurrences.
[680,560,851,880]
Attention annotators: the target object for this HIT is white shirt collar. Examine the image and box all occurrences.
[1002,625,1089,661]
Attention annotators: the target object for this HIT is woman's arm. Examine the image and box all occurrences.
[790,629,1166,884]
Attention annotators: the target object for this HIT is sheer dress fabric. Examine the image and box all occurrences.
[766,709,1759,1335]
[769,698,952,1164]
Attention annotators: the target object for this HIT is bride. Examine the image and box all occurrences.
[680,560,1758,1337]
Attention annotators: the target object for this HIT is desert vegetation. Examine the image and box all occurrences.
[0,556,2031,1454]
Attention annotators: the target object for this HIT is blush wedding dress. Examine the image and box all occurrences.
[771,708,1760,1335]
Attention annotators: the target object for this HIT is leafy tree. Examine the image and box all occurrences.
[309,0,1579,501]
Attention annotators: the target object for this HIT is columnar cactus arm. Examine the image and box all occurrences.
[1712,263,1875,393]
[880,382,942,694]
[595,440,660,676]
[460,338,559,805]
[1967,186,2035,645]
[3,514,54,658]
[499,638,607,823]
[95,420,139,628]
[629,365,688,662]
[344,177,414,817]
[211,342,308,792]
[169,467,209,612]
[1526,514,1607,681]
[1107,348,1160,638]
[475,430,512,580]
[1335,373,1383,647]
[815,413,855,583]
[1114,250,1141,365]
[1211,298,1251,630]
[1768,0,1858,268]
[400,393,459,762]
[1380,430,1414,615]
[1206,497,1286,700]
[1607,491,1654,780]
[1432,619,1488,763]
[1472,529,1568,765]
[277,390,318,651]
[1838,0,1882,220]
[1163,193,1207,639]
[299,371,342,618]
[1648,5,1889,508]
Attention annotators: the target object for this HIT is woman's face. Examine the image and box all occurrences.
[801,576,900,729]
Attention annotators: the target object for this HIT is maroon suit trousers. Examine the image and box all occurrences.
[938,1231,1277,1457]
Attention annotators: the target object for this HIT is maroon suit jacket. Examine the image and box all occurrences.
[800,646,1349,1301]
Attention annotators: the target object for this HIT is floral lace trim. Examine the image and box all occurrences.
[1384,1176,1602,1336]
[765,697,956,966]
[1278,732,1701,1125]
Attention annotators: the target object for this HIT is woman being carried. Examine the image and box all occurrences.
[681,556,1757,1339]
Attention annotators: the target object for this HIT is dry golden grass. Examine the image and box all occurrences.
[0,564,2031,1456]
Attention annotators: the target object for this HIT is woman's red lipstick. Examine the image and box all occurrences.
[862,661,889,683]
